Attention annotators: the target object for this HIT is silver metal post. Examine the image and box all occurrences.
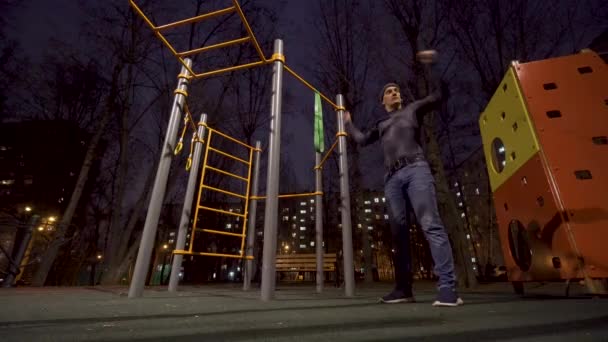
[128,59,192,298]
[315,152,324,293]
[261,39,285,301]
[243,140,262,291]
[336,94,355,297]
[168,113,207,292]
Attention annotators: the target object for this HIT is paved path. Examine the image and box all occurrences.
[1,282,607,341]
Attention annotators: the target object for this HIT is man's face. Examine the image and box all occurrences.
[382,86,402,109]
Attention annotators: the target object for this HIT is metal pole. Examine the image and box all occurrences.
[315,152,324,293]
[260,39,285,301]
[243,140,262,291]
[168,113,207,292]
[2,215,39,288]
[336,94,355,297]
[129,59,192,298]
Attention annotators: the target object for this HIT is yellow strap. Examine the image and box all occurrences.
[253,147,263,152]
[177,73,192,80]
[270,53,285,63]
[335,131,347,137]
[335,106,346,111]
[174,89,189,97]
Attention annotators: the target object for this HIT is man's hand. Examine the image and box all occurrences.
[416,50,438,64]
[343,111,352,123]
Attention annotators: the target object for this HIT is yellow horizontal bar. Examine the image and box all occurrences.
[201,184,247,199]
[155,7,236,31]
[200,228,244,238]
[206,165,249,182]
[205,126,256,150]
[232,0,266,62]
[208,147,250,165]
[250,191,323,200]
[173,250,253,259]
[128,1,197,77]
[199,204,246,217]
[177,37,251,58]
[283,65,340,111]
[315,138,340,170]
[194,60,267,79]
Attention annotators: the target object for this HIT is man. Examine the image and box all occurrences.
[344,50,463,307]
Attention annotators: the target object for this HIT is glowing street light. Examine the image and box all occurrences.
[25,206,32,212]
[48,216,57,222]
[163,244,169,250]
[97,254,103,260]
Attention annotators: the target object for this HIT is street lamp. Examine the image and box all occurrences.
[25,206,32,212]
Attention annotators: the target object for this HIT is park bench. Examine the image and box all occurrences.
[275,253,338,283]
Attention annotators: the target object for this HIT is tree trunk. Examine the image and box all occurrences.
[424,114,477,288]
[99,167,155,284]
[30,66,121,286]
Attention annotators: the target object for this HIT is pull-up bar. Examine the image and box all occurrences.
[128,0,343,111]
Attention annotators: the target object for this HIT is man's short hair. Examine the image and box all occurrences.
[379,82,400,102]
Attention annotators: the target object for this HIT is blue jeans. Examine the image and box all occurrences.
[384,160,456,291]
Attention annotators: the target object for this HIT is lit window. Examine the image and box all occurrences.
[364,209,371,213]
[375,215,380,220]
[374,198,379,203]
[357,223,362,228]
[459,202,463,207]
[283,216,289,221]
[454,182,459,187]
[300,219,305,222]
[300,202,306,206]
[364,200,371,205]
[460,213,466,218]
[310,199,315,204]
[382,197,386,203]
[367,226,373,230]
[292,233,296,237]
[471,257,476,263]
[299,244,306,248]
[169,232,175,236]
[466,234,471,239]
[1,179,15,185]
[475,188,480,195]
[168,239,174,243]
[310,241,315,247]
[300,210,306,214]
[226,223,232,229]
[300,227,306,231]
[456,192,461,197]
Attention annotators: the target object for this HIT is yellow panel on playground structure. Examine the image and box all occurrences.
[479,67,541,192]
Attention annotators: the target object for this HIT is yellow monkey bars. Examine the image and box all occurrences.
[129,0,345,111]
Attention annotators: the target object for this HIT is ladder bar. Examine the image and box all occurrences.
[155,7,236,31]
[199,228,245,238]
[199,205,246,218]
[208,147,250,165]
[177,37,251,58]
[206,165,248,182]
[201,184,247,199]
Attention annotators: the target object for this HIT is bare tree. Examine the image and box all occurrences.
[310,0,380,283]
